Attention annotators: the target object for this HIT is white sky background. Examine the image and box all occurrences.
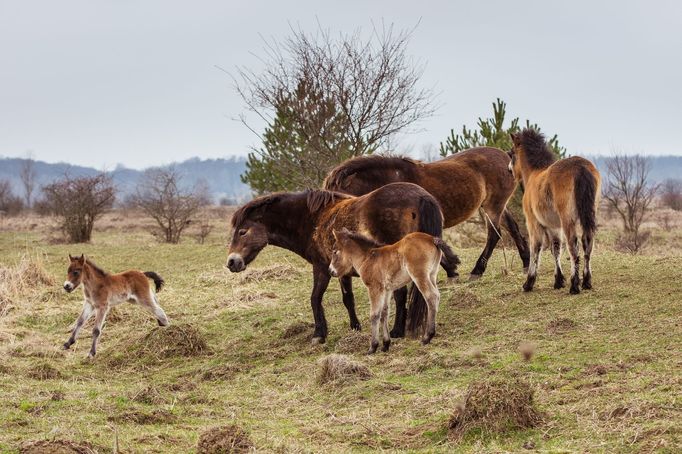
[1,0,681,169]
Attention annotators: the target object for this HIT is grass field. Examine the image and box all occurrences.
[0,210,681,453]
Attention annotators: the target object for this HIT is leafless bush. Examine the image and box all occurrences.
[194,219,214,244]
[20,155,36,208]
[603,154,658,253]
[660,178,682,211]
[0,180,24,215]
[131,168,207,243]
[40,173,115,243]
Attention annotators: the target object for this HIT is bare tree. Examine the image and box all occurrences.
[603,154,658,252]
[131,168,206,243]
[233,23,436,191]
[0,180,25,215]
[20,154,36,208]
[660,178,682,211]
[41,174,116,243]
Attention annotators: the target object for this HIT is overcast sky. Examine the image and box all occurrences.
[1,0,681,169]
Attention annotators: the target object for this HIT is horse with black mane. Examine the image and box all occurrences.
[324,147,530,279]
[226,182,458,343]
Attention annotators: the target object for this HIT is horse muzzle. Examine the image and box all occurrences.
[226,254,246,273]
[63,281,75,293]
[328,265,339,277]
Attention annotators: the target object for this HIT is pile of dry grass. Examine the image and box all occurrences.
[197,425,253,453]
[334,331,371,354]
[280,320,314,339]
[19,439,98,454]
[26,362,62,380]
[317,354,372,385]
[448,378,542,440]
[238,264,301,283]
[0,253,54,317]
[108,409,176,425]
[138,324,209,360]
[130,385,169,405]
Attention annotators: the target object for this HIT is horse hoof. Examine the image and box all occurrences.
[389,329,405,339]
[350,322,362,331]
[468,274,482,282]
[569,287,580,295]
[62,343,71,350]
[311,336,326,345]
[523,283,534,292]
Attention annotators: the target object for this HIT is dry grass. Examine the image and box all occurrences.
[197,425,253,454]
[317,354,372,385]
[334,330,372,354]
[0,253,54,317]
[448,378,543,440]
[19,439,99,454]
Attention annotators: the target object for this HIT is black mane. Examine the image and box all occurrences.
[324,154,420,190]
[305,189,352,213]
[231,194,280,227]
[517,128,557,169]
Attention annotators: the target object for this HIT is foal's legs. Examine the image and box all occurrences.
[63,300,94,350]
[339,276,361,331]
[523,223,545,292]
[380,293,391,352]
[88,305,109,358]
[581,230,595,290]
[410,266,440,345]
[368,287,384,354]
[390,286,408,338]
[140,291,170,327]
[563,222,581,294]
[547,230,565,289]
[502,208,531,272]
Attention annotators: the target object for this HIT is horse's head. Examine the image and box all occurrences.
[64,254,85,292]
[226,196,278,272]
[329,228,354,277]
[508,133,523,182]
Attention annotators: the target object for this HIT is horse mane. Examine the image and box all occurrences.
[324,154,421,189]
[344,231,385,250]
[305,189,351,214]
[85,259,108,277]
[231,194,280,227]
[517,128,557,169]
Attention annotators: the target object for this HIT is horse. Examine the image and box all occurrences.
[329,229,458,353]
[323,147,531,280]
[226,182,459,344]
[508,129,601,294]
[62,254,169,358]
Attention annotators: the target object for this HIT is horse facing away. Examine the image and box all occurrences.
[226,182,459,344]
[62,254,169,358]
[509,129,601,294]
[330,229,458,353]
[324,147,531,280]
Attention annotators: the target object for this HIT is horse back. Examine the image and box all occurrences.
[112,270,152,295]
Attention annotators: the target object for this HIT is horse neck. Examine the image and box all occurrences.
[346,242,375,274]
[518,157,545,187]
[82,261,105,290]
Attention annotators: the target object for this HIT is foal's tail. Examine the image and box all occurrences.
[574,167,598,235]
[434,238,461,269]
[406,196,445,335]
[144,271,165,292]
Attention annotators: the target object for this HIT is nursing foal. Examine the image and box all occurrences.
[62,254,169,358]
[329,229,459,353]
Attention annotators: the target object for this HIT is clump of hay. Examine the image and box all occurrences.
[238,264,301,283]
[448,378,542,440]
[0,254,55,317]
[19,439,97,454]
[281,320,314,339]
[317,354,372,385]
[547,317,577,334]
[335,331,372,354]
[108,409,176,425]
[137,324,209,360]
[200,364,245,382]
[197,425,253,454]
[130,385,169,405]
[26,362,62,380]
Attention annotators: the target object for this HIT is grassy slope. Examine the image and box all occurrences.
[0,226,680,453]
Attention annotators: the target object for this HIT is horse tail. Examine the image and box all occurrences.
[406,196,445,335]
[144,271,165,292]
[434,238,461,269]
[574,166,598,235]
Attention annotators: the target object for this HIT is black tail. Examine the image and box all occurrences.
[406,196,445,335]
[434,238,461,269]
[144,271,165,292]
[574,167,597,234]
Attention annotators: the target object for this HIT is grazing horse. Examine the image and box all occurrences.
[324,147,531,280]
[62,254,169,358]
[509,129,601,294]
[329,229,458,353]
[226,182,458,344]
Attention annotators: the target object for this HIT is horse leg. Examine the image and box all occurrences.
[380,293,391,352]
[548,230,565,289]
[470,211,502,280]
[339,275,361,331]
[439,240,459,281]
[523,227,544,292]
[564,223,581,294]
[310,264,331,344]
[502,208,531,272]
[140,291,170,326]
[63,300,94,350]
[582,230,594,290]
[88,305,109,358]
[368,288,383,354]
[389,286,408,338]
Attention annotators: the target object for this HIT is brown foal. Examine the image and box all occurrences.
[62,254,169,358]
[329,229,458,354]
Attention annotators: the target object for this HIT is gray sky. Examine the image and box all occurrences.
[1,0,681,169]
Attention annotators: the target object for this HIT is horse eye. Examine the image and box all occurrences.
[239,229,247,236]
[73,271,80,277]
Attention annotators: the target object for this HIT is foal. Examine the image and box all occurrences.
[509,129,601,294]
[329,229,458,353]
[62,254,169,358]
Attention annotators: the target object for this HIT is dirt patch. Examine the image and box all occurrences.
[335,331,372,354]
[281,320,314,339]
[108,409,176,425]
[448,378,543,440]
[547,318,577,334]
[26,363,62,380]
[19,439,98,454]
[197,424,253,453]
[317,354,372,385]
[584,364,609,376]
[239,264,301,283]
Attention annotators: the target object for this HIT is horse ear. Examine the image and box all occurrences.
[68,254,74,261]
[78,254,85,264]
[510,132,520,146]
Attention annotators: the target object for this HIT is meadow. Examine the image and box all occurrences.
[0,208,680,453]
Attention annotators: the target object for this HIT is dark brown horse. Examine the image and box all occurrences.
[226,182,458,343]
[324,147,530,279]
